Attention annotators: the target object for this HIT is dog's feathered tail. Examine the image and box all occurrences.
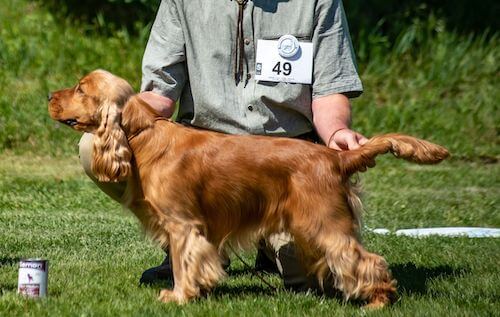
[338,133,449,176]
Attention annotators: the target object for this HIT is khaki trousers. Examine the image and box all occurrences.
[79,133,318,291]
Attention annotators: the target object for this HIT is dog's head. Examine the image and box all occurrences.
[48,70,134,182]
[48,69,134,132]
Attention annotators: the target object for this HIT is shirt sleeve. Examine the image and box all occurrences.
[141,0,187,101]
[311,0,363,99]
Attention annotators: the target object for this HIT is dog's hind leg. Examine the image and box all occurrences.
[158,223,226,304]
[315,232,397,308]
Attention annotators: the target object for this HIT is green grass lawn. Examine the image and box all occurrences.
[1,0,499,315]
[0,154,498,316]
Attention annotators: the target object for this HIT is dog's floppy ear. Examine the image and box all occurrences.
[91,99,132,182]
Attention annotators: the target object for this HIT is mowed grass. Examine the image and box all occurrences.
[1,0,499,315]
[0,154,498,316]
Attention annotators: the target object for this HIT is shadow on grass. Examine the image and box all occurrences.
[0,257,19,296]
[391,262,467,295]
[139,261,466,303]
[0,283,17,298]
[140,266,279,300]
[226,266,269,277]
[0,257,21,268]
[212,284,276,298]
[221,262,467,301]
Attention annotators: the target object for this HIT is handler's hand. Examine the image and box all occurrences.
[137,91,176,118]
[327,128,368,151]
[311,93,368,151]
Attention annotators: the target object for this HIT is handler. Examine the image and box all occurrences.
[79,0,367,292]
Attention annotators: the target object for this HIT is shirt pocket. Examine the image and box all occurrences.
[259,33,311,42]
[255,2,314,41]
[258,24,312,42]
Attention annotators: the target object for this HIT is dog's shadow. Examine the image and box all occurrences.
[212,283,275,298]
[390,262,466,296]
[141,262,467,301]
[224,263,466,297]
[141,266,277,298]
[221,262,468,302]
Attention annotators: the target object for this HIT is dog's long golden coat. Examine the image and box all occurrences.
[48,70,449,307]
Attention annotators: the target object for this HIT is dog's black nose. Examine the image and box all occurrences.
[47,93,53,102]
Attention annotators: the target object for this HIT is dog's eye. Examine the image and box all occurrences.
[76,85,84,94]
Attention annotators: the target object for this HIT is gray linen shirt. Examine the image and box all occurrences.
[141,0,363,137]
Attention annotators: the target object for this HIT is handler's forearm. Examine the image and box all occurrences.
[311,94,352,144]
[137,91,176,118]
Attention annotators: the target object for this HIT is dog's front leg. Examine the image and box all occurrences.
[158,223,226,304]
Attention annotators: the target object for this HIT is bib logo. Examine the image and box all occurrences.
[256,63,262,75]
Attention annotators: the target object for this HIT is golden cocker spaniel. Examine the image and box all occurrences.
[48,70,449,308]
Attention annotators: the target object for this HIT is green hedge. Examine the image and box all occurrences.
[2,0,498,157]
[37,0,160,33]
[39,0,499,54]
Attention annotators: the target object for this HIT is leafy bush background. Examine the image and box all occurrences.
[0,0,498,158]
[39,0,499,56]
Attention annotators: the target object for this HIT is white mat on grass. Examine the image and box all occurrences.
[368,227,500,238]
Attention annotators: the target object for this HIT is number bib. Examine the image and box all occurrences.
[255,36,313,84]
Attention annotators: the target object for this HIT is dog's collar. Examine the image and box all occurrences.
[126,117,170,142]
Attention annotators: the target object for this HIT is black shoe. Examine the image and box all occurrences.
[221,254,231,270]
[139,251,231,285]
[254,240,280,274]
[139,255,174,286]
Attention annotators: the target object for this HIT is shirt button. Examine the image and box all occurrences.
[247,105,254,111]
[244,38,251,45]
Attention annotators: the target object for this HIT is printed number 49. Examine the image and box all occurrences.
[272,62,292,76]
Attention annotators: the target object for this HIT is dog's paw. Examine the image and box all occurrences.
[158,289,186,304]
[362,299,388,310]
[362,287,397,310]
